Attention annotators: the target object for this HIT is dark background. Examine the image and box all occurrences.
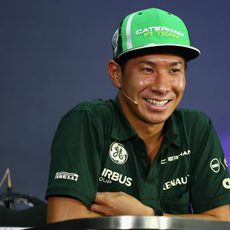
[0,0,229,201]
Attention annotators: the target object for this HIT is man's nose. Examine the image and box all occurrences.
[150,72,171,93]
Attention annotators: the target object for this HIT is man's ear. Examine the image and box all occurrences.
[107,60,122,89]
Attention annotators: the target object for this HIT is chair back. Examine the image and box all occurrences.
[0,192,47,227]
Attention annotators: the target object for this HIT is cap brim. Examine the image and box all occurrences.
[117,44,200,61]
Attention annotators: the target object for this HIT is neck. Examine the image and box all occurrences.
[118,94,164,162]
[135,122,164,164]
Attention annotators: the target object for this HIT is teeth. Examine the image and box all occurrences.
[146,99,168,106]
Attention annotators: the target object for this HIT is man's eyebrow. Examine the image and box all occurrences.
[171,61,183,66]
[138,60,184,66]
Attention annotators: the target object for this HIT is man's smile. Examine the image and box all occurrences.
[144,98,170,107]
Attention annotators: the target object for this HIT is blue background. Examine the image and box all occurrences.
[0,0,229,201]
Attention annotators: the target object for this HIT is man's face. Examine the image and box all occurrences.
[118,53,186,126]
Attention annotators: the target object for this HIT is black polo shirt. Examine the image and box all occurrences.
[46,98,230,214]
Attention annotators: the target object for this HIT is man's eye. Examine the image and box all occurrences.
[170,68,181,73]
[142,67,153,73]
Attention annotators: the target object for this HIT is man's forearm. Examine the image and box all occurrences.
[165,213,228,221]
[164,205,230,222]
[47,197,102,224]
[91,192,230,222]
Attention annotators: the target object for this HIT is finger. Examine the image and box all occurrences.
[90,203,106,215]
[94,192,113,203]
[94,192,105,204]
[96,191,124,199]
[90,203,99,212]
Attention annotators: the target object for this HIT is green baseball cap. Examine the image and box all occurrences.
[112,8,200,61]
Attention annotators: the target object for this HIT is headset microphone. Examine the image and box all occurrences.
[120,89,138,105]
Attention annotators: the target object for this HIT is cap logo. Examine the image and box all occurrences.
[136,26,184,39]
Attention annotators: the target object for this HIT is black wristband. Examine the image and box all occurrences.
[153,208,163,216]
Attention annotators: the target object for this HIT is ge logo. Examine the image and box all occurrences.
[109,142,128,165]
[222,178,230,189]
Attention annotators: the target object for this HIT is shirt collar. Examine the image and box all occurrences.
[111,97,137,141]
[164,112,181,148]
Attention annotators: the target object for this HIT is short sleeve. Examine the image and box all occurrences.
[190,115,230,213]
[46,110,103,207]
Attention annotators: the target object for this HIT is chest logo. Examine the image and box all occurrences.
[109,142,128,165]
[210,158,220,173]
[222,178,230,189]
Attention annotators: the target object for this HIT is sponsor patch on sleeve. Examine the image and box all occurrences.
[55,171,79,181]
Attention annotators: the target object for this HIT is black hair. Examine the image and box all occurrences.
[115,46,188,72]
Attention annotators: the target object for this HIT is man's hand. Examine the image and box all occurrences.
[90,191,153,216]
[48,193,229,223]
[90,192,230,222]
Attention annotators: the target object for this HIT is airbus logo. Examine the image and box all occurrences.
[99,168,132,187]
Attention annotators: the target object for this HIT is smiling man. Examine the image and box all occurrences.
[46,8,230,223]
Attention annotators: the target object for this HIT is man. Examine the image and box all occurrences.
[46,8,230,223]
